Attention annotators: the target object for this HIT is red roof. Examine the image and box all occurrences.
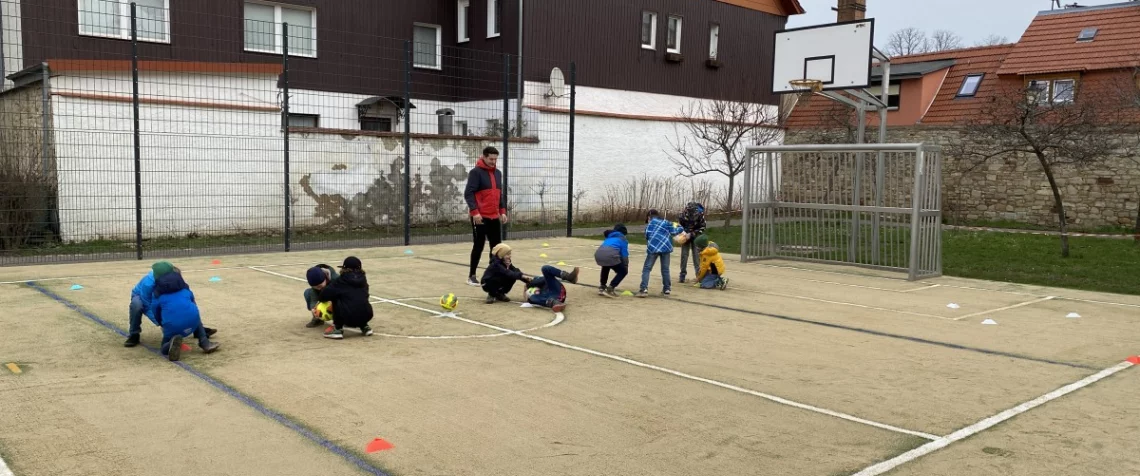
[996,2,1140,75]
[785,44,1015,128]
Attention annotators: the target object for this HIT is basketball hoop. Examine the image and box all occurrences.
[789,79,824,95]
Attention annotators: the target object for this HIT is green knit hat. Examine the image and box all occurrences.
[694,234,710,249]
[152,261,175,278]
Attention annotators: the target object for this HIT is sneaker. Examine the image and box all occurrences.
[636,290,649,298]
[168,336,183,361]
[495,294,511,303]
[605,286,619,297]
[466,276,480,287]
[485,294,496,304]
[360,325,374,337]
[205,327,218,337]
[201,342,220,354]
[679,277,687,284]
[718,278,729,290]
[324,328,344,340]
[123,333,140,348]
[597,287,607,296]
[551,301,567,313]
[663,289,672,296]
[305,318,323,328]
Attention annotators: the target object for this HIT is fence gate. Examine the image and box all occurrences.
[741,143,942,280]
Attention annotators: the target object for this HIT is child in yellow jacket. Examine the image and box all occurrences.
[696,242,729,290]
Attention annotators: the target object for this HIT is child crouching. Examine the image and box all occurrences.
[594,224,630,298]
[150,262,220,361]
[481,244,531,303]
[317,257,374,340]
[696,241,729,290]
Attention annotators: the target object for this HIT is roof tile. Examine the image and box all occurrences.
[996,3,1140,75]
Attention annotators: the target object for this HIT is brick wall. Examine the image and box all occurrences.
[785,127,1140,230]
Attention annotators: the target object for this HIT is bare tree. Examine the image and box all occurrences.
[666,100,782,227]
[974,34,1010,47]
[951,80,1130,257]
[928,30,964,52]
[885,27,929,57]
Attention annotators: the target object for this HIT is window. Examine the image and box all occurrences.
[78,0,169,43]
[1077,27,1098,42]
[666,15,682,54]
[640,11,657,50]
[361,117,393,132]
[456,120,469,136]
[287,113,319,128]
[437,108,455,135]
[487,0,500,38]
[1052,79,1075,103]
[867,81,901,110]
[1027,80,1050,104]
[458,0,470,42]
[244,2,317,57]
[708,23,720,60]
[413,24,442,69]
[956,74,984,97]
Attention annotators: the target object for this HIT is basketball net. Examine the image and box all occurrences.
[789,79,823,98]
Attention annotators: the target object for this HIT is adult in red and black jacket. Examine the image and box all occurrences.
[464,146,509,285]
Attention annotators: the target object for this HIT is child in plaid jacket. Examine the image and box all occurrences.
[637,209,684,297]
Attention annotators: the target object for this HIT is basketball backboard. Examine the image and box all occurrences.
[772,19,875,94]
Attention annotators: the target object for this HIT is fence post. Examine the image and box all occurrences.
[741,150,752,261]
[908,145,927,281]
[501,53,510,240]
[130,3,143,260]
[566,62,576,238]
[282,23,291,252]
[403,41,412,246]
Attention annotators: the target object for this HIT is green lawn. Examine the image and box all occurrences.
[593,225,1140,296]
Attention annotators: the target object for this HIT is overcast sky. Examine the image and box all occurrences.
[786,0,1126,47]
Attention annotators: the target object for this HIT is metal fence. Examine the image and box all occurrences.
[741,143,942,280]
[0,1,575,265]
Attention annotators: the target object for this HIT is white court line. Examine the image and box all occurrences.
[1056,296,1140,309]
[852,358,1137,476]
[0,453,13,476]
[900,284,941,293]
[950,296,1058,321]
[252,266,941,440]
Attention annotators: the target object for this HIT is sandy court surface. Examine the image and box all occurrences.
[2,237,1139,476]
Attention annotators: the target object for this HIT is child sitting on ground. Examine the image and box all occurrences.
[481,244,533,304]
[149,262,220,361]
[696,240,729,290]
[524,265,579,313]
[317,256,374,340]
[304,263,339,328]
[594,224,630,298]
[638,209,685,298]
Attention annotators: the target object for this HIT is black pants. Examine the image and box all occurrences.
[469,218,502,277]
[600,262,629,288]
[481,277,516,297]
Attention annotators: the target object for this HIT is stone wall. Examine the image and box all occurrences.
[785,127,1140,230]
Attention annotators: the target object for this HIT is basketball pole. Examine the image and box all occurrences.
[871,48,891,264]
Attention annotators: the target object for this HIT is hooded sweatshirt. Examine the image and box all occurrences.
[131,271,158,315]
[697,243,727,281]
[150,272,202,338]
[679,202,707,236]
[594,230,630,267]
[318,270,374,327]
[463,158,506,219]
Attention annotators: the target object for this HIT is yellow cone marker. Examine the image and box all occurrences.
[542,243,550,247]
[6,363,21,374]
[557,261,567,265]
[539,253,548,258]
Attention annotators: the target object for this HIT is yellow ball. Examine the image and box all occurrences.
[440,293,459,311]
[315,301,334,322]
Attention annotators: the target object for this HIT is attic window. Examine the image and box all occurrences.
[1077,27,1098,42]
[956,74,984,97]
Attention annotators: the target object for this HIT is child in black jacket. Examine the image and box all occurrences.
[481,244,532,303]
[318,256,374,340]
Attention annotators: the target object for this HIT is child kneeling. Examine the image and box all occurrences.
[524,265,579,313]
[150,263,220,361]
[696,241,729,290]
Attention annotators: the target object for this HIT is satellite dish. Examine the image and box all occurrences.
[548,67,565,98]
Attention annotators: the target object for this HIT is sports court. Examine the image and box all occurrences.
[2,237,1139,476]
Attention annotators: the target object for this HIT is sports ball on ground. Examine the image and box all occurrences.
[316,301,334,322]
[440,293,459,311]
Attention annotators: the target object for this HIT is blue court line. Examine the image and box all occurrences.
[417,257,1099,371]
[26,282,393,476]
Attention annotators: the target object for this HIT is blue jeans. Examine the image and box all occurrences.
[639,252,671,292]
[700,273,722,289]
[527,265,566,306]
[128,294,149,336]
[304,288,318,310]
[161,325,212,356]
[679,241,699,280]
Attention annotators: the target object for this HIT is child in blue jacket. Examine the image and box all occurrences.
[124,262,216,348]
[149,262,220,361]
[593,223,630,297]
[638,209,684,297]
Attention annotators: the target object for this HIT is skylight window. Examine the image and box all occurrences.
[956,73,984,98]
[1077,27,1098,42]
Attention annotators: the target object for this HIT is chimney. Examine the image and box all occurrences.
[835,0,867,22]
